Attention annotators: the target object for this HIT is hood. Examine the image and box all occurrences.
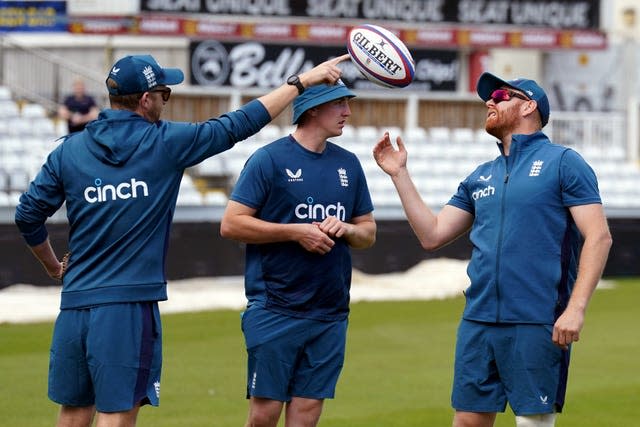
[84,109,154,166]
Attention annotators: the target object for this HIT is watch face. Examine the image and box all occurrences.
[287,75,304,94]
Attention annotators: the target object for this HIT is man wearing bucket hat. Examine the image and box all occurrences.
[221,80,376,427]
[374,72,611,427]
[15,53,351,427]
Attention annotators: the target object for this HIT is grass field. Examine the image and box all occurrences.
[1,279,639,426]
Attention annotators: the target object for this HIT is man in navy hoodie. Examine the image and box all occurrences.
[373,73,612,427]
[15,53,350,427]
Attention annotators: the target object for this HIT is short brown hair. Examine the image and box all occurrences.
[106,78,143,110]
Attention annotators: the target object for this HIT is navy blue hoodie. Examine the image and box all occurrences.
[15,100,270,309]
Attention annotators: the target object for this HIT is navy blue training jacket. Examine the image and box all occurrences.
[448,131,602,324]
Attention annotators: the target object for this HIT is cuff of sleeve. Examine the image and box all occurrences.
[21,224,49,246]
[243,99,272,128]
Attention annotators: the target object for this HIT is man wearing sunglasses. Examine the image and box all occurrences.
[374,72,612,427]
[15,53,351,427]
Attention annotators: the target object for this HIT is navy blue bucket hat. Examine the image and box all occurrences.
[292,80,355,125]
[477,72,550,127]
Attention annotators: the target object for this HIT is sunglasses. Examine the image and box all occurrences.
[148,86,171,102]
[490,89,529,104]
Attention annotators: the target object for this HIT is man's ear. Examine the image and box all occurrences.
[522,99,537,117]
[140,92,150,107]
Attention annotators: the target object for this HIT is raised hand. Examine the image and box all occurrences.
[373,132,408,177]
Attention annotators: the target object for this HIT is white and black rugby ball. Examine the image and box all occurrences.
[347,24,415,88]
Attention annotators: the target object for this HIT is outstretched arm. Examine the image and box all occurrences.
[257,54,351,120]
[373,132,473,250]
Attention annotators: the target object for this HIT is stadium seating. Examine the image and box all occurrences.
[2,105,640,215]
[0,86,12,101]
[21,103,47,118]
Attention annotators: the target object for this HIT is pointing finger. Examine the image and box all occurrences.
[332,53,352,64]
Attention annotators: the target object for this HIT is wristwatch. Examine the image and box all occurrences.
[287,74,305,95]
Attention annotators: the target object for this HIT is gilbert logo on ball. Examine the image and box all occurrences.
[347,24,415,88]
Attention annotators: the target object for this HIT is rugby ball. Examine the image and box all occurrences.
[347,24,415,88]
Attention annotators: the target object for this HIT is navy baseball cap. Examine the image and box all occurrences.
[292,81,355,125]
[477,72,550,127]
[106,54,184,96]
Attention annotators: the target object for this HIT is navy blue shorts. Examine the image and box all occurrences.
[48,302,162,412]
[241,306,347,402]
[452,319,569,415]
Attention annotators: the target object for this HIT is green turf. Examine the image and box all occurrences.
[1,279,639,426]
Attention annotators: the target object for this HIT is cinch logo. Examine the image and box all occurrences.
[472,185,495,200]
[295,196,346,221]
[84,178,149,203]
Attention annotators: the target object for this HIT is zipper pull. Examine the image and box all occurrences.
[504,173,509,183]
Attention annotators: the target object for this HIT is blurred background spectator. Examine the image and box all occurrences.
[57,77,99,133]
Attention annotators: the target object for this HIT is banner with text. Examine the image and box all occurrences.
[0,1,66,32]
[69,15,606,50]
[143,0,600,29]
[189,40,458,91]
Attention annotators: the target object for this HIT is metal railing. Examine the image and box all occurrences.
[547,111,630,160]
[0,35,106,114]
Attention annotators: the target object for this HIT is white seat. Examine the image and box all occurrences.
[177,178,203,205]
[451,128,475,144]
[349,144,372,159]
[202,191,228,206]
[475,129,497,144]
[382,126,403,139]
[0,120,9,136]
[428,127,451,143]
[8,190,23,206]
[8,118,34,136]
[21,103,47,118]
[356,126,379,142]
[257,124,281,142]
[0,86,12,101]
[180,173,196,189]
[56,120,69,137]
[197,156,228,176]
[32,118,57,137]
[225,157,249,177]
[340,124,356,140]
[0,172,9,191]
[404,127,428,143]
[0,101,20,118]
[1,138,25,156]
[411,143,441,159]
[603,145,625,160]
[0,191,10,206]
[176,192,203,206]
